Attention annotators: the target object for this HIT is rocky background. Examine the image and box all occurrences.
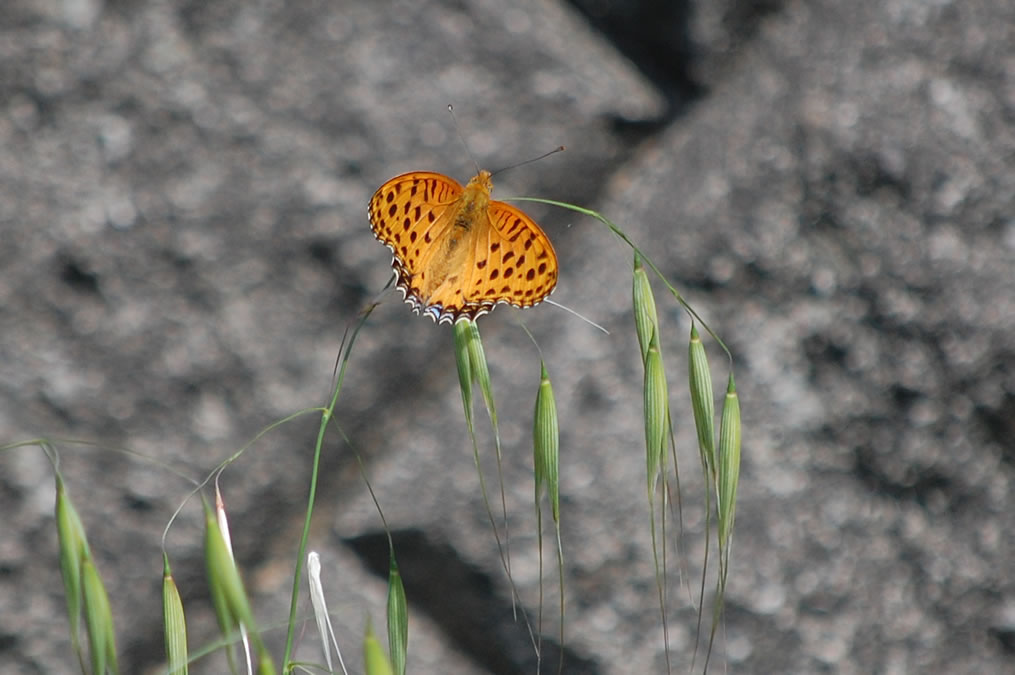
[2,0,1013,673]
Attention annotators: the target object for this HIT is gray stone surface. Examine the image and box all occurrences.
[2,0,1013,673]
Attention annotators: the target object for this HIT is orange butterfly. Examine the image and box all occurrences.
[368,170,558,324]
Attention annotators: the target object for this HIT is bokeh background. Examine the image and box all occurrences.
[2,0,1014,673]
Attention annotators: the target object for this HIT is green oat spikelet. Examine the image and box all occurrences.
[453,320,474,428]
[162,553,188,675]
[632,254,660,363]
[454,319,499,431]
[203,499,274,672]
[55,475,89,666]
[386,550,408,675]
[718,373,742,568]
[641,317,676,674]
[203,500,237,660]
[688,324,717,486]
[643,331,668,491]
[533,361,560,522]
[81,557,119,674]
[256,649,276,675]
[455,320,504,464]
[533,359,566,675]
[466,319,500,441]
[364,622,394,675]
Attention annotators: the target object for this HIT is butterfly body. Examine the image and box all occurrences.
[369,169,558,325]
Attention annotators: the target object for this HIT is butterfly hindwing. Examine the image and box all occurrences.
[483,200,559,308]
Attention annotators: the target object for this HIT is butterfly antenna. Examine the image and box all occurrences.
[491,146,566,178]
[447,104,481,175]
[545,298,609,334]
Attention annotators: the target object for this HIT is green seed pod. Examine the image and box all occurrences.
[81,558,118,675]
[643,332,668,490]
[364,622,395,675]
[453,320,474,419]
[387,552,408,675]
[632,255,660,363]
[688,324,716,483]
[55,476,88,649]
[203,502,255,641]
[162,554,189,675]
[466,321,494,411]
[533,361,561,522]
[718,374,742,548]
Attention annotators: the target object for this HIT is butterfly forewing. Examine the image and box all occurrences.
[369,172,463,311]
[369,172,462,259]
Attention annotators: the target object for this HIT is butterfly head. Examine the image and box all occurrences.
[465,170,494,194]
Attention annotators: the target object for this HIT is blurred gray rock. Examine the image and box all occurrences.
[1,0,1012,673]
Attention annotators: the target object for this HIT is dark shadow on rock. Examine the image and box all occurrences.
[346,528,600,675]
